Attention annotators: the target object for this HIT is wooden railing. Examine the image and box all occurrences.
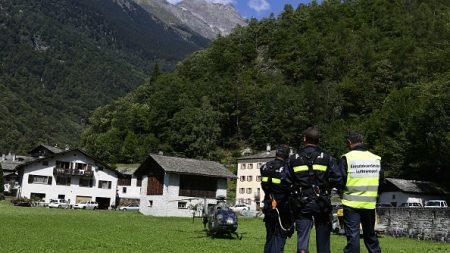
[53,167,94,177]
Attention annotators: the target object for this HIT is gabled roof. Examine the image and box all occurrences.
[15,148,114,174]
[115,164,139,175]
[237,150,276,160]
[29,144,63,155]
[137,154,236,179]
[384,178,447,195]
[1,161,24,172]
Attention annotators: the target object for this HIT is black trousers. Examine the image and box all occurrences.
[264,218,287,253]
[343,205,381,253]
[295,211,331,253]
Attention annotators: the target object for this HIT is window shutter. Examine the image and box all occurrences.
[48,177,53,185]
[28,175,33,184]
[108,181,111,189]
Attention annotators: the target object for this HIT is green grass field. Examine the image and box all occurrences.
[0,201,448,252]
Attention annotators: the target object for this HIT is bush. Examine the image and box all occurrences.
[10,197,32,206]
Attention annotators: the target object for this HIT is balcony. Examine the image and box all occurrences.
[53,167,94,177]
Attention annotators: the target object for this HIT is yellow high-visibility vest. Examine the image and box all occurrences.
[342,150,381,209]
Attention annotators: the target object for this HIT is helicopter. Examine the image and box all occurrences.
[204,196,241,239]
[174,195,242,239]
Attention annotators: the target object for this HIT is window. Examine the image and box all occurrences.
[137,176,142,187]
[58,194,65,200]
[248,164,253,169]
[74,162,87,170]
[392,194,396,200]
[148,200,153,207]
[28,175,52,185]
[241,164,246,170]
[246,188,252,194]
[246,198,252,205]
[56,161,70,169]
[122,187,127,194]
[239,188,245,194]
[256,176,261,182]
[56,176,71,186]
[42,161,48,166]
[79,178,93,187]
[247,176,253,182]
[118,175,132,186]
[240,176,245,182]
[98,180,112,189]
[178,202,187,209]
[258,163,263,169]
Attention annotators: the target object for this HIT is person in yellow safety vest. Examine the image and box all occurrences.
[338,131,383,253]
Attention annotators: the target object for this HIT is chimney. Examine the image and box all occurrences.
[1,154,5,161]
[158,151,164,155]
[290,148,294,155]
[266,143,271,154]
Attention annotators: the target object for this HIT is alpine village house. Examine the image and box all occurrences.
[5,144,236,215]
[135,154,236,217]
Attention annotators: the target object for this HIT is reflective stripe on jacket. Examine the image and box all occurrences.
[342,150,381,209]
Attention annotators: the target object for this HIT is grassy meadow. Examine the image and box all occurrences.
[0,201,448,253]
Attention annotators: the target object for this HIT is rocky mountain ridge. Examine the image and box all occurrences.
[133,0,247,40]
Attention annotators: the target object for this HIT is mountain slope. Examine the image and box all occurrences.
[133,0,247,40]
[81,1,450,189]
[0,0,208,154]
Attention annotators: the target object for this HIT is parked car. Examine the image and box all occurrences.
[399,202,423,207]
[73,201,98,210]
[230,204,251,214]
[119,203,140,211]
[377,203,394,208]
[48,199,69,208]
[424,200,448,208]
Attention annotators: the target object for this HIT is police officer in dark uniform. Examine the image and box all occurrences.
[260,144,293,253]
[288,126,340,253]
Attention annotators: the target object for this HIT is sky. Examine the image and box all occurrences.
[166,0,313,19]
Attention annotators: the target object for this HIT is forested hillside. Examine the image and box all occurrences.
[0,0,208,154]
[82,0,450,187]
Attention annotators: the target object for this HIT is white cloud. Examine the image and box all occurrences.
[247,0,270,12]
[166,0,235,5]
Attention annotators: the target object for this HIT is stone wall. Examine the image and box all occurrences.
[377,208,450,242]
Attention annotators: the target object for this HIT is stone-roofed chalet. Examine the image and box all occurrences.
[135,154,235,217]
[115,164,141,202]
[1,153,35,193]
[29,144,64,158]
[379,178,448,207]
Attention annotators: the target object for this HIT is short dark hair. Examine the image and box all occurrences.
[304,126,320,145]
[345,131,363,144]
[276,145,290,159]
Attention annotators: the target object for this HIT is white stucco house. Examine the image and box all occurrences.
[115,165,142,203]
[134,154,236,217]
[16,148,119,209]
[379,178,447,207]
[236,149,275,210]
